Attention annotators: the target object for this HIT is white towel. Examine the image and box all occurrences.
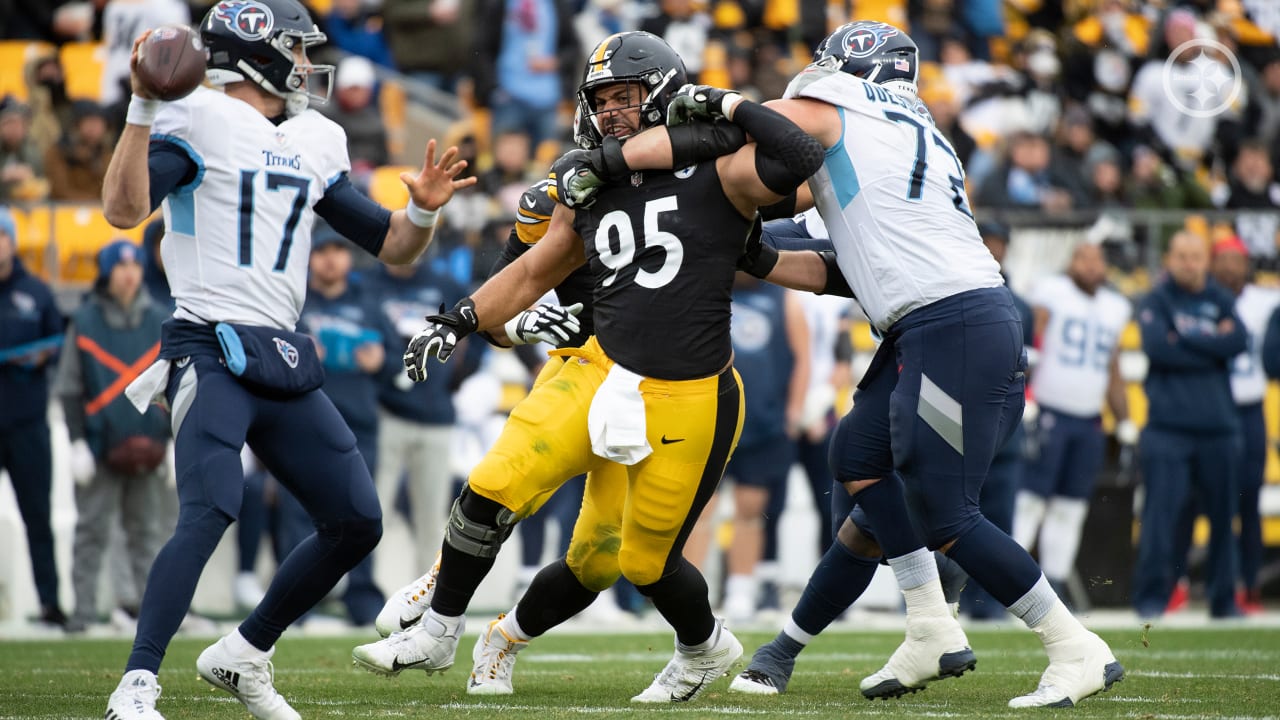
[588,363,652,465]
[125,359,171,414]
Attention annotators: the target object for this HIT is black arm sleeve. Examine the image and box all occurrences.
[313,174,393,258]
[816,250,855,298]
[668,120,748,169]
[758,191,797,221]
[731,101,825,195]
[147,140,199,211]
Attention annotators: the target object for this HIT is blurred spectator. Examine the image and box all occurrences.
[324,56,389,188]
[25,52,75,155]
[474,0,580,147]
[367,259,469,577]
[1213,238,1277,616]
[0,97,49,203]
[326,0,396,69]
[55,240,170,633]
[1133,231,1244,619]
[1051,105,1099,197]
[1220,140,1280,261]
[45,100,113,201]
[1060,0,1149,150]
[920,80,976,168]
[382,0,475,92]
[1,0,96,41]
[639,0,711,83]
[1082,142,1126,209]
[1254,53,1280,155]
[975,132,1082,213]
[478,129,533,212]
[1125,144,1213,211]
[574,0,642,55]
[100,0,191,109]
[0,206,67,628]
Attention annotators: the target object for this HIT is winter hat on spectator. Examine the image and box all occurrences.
[1212,235,1248,257]
[337,56,376,91]
[0,206,15,241]
[0,95,29,119]
[1085,141,1121,173]
[71,99,107,123]
[97,239,141,279]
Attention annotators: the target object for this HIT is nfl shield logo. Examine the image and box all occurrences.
[273,337,300,369]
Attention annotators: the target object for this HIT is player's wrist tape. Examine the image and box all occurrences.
[126,95,160,126]
[406,200,439,228]
[720,92,745,120]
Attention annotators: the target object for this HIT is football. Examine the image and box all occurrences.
[136,24,207,101]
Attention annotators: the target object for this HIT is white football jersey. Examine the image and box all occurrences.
[1230,284,1280,405]
[1030,275,1131,418]
[784,68,1003,331]
[151,87,351,330]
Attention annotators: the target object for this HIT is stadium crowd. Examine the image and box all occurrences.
[1,0,1278,636]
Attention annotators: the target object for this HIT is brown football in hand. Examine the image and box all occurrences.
[136,24,207,101]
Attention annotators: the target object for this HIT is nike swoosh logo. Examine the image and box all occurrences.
[660,435,685,444]
[400,616,417,629]
[525,196,536,208]
[674,671,710,702]
[391,657,426,673]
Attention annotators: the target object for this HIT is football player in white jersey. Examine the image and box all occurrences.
[1209,236,1277,614]
[100,1,474,718]
[556,20,1124,709]
[1011,243,1133,605]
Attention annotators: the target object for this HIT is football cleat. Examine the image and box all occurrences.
[467,615,528,695]
[728,640,798,695]
[1008,630,1124,708]
[375,552,441,637]
[631,619,743,703]
[860,614,976,699]
[352,613,462,677]
[196,638,299,720]
[105,670,164,720]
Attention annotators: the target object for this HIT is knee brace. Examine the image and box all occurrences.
[443,487,518,559]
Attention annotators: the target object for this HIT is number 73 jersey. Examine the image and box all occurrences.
[151,86,351,331]
[573,161,752,380]
[784,68,1003,331]
[1030,274,1131,418]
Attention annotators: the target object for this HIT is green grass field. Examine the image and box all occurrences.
[3,626,1278,719]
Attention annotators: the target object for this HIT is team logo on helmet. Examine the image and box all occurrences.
[214,0,275,41]
[273,337,299,368]
[842,23,899,59]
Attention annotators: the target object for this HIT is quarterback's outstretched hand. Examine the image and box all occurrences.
[666,84,744,126]
[505,302,584,345]
[401,139,477,212]
[403,298,479,382]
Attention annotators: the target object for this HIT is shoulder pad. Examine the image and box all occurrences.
[515,179,556,245]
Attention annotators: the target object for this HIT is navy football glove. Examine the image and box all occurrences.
[403,298,479,382]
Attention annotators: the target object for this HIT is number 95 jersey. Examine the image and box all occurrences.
[151,86,351,331]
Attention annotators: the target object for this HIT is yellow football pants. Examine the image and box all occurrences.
[467,337,743,588]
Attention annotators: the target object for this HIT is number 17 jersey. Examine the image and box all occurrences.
[151,86,351,331]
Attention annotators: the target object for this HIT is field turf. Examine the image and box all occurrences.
[3,625,1277,718]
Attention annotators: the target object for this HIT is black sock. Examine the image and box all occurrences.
[514,558,599,637]
[637,558,715,647]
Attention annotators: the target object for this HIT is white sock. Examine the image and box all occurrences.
[1012,491,1047,550]
[782,617,814,646]
[889,548,950,618]
[1010,576,1084,644]
[223,629,268,659]
[424,609,465,636]
[498,607,532,642]
[755,561,779,584]
[1038,496,1089,582]
[725,574,759,608]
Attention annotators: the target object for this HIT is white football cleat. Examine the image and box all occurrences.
[352,613,462,676]
[631,619,743,703]
[860,614,976,699]
[105,670,164,720]
[375,552,440,637]
[467,615,528,695]
[196,638,299,720]
[1008,630,1124,708]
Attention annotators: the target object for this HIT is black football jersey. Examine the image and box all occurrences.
[573,161,752,380]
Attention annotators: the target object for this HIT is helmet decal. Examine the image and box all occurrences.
[214,1,275,42]
[842,23,899,59]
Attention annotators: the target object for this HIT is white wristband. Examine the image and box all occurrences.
[721,93,746,121]
[126,95,160,127]
[405,200,439,228]
[503,314,529,345]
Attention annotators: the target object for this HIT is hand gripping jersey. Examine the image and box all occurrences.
[1030,274,1131,418]
[783,67,1003,331]
[1230,284,1280,405]
[151,86,351,330]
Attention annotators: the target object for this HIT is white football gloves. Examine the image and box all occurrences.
[504,302,584,346]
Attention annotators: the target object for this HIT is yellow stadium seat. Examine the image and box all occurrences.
[60,42,105,101]
[54,204,145,283]
[367,166,414,208]
[12,205,53,280]
[849,320,878,353]
[0,41,53,103]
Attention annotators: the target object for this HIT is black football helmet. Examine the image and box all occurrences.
[578,31,687,141]
[813,21,919,97]
[201,0,334,106]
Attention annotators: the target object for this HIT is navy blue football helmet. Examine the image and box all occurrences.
[813,21,919,97]
[201,0,334,106]
[577,31,687,140]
